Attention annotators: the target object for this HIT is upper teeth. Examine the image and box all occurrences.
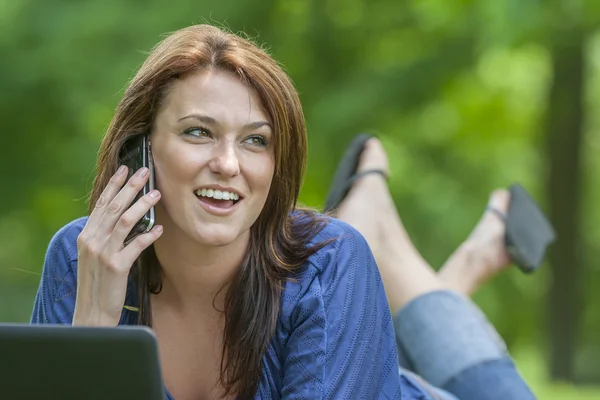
[195,189,240,201]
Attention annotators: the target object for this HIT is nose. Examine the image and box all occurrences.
[208,139,240,177]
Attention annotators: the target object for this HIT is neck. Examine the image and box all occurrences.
[151,225,248,314]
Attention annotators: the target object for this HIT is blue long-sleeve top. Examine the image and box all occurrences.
[31,216,432,399]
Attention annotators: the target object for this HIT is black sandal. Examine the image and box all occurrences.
[323,133,387,213]
[503,183,556,273]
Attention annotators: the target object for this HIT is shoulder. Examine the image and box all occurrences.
[31,217,89,324]
[306,215,371,272]
[47,216,88,264]
[42,217,88,284]
[279,214,376,320]
[287,209,373,281]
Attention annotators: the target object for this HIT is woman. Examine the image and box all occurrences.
[31,25,415,399]
[31,24,536,400]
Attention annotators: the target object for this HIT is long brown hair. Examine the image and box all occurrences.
[88,25,329,398]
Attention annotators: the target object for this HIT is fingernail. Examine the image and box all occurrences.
[149,190,160,198]
[137,168,149,177]
[117,165,127,175]
[155,225,163,233]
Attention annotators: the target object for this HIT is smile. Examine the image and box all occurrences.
[195,188,240,201]
[194,188,242,216]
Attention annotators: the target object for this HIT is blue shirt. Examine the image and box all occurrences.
[31,216,431,399]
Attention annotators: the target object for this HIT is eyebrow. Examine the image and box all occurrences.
[178,113,272,130]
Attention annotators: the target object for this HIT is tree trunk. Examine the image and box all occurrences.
[545,26,586,382]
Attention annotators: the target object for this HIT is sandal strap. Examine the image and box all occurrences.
[486,205,507,222]
[343,169,388,194]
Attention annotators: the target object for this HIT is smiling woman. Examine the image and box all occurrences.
[29,25,410,400]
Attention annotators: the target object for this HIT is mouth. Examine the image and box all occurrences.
[194,188,242,213]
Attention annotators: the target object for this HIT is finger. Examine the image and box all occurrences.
[96,167,150,237]
[118,224,164,266]
[106,189,161,252]
[85,165,129,233]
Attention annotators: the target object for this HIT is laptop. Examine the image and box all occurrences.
[0,324,165,400]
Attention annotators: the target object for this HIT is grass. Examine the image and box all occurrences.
[514,347,600,399]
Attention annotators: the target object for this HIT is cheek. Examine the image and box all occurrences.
[248,156,275,194]
[154,147,202,190]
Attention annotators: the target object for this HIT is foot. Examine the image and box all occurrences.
[336,138,442,314]
[438,189,512,296]
[335,138,391,256]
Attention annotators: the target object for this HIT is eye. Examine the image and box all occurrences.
[243,135,269,147]
[182,126,211,138]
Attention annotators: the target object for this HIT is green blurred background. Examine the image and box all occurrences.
[1,0,599,398]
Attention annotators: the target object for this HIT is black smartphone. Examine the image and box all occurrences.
[118,135,156,245]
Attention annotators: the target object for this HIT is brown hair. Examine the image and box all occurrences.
[88,25,329,398]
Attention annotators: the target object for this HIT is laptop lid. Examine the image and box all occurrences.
[0,324,165,400]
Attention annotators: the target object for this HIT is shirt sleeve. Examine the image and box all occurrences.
[280,221,425,399]
[30,221,81,325]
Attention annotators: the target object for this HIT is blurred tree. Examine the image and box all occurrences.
[545,27,586,383]
[544,4,587,382]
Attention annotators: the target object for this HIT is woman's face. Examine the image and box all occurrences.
[150,69,275,247]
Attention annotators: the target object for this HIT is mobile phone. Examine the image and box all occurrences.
[118,135,156,245]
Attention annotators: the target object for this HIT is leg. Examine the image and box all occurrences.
[335,138,443,315]
[334,137,535,400]
[335,138,512,313]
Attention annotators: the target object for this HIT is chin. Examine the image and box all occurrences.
[192,225,246,247]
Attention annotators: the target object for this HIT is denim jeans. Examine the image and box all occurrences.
[393,290,536,400]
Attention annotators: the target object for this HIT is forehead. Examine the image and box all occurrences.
[160,69,270,125]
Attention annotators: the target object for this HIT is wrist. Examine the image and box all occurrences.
[72,307,120,327]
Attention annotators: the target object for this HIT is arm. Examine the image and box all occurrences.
[33,166,161,327]
[280,222,435,399]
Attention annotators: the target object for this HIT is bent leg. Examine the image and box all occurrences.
[334,137,536,400]
[394,291,535,399]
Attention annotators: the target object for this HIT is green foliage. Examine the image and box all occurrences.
[1,0,599,395]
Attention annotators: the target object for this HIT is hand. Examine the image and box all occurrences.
[73,165,163,326]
